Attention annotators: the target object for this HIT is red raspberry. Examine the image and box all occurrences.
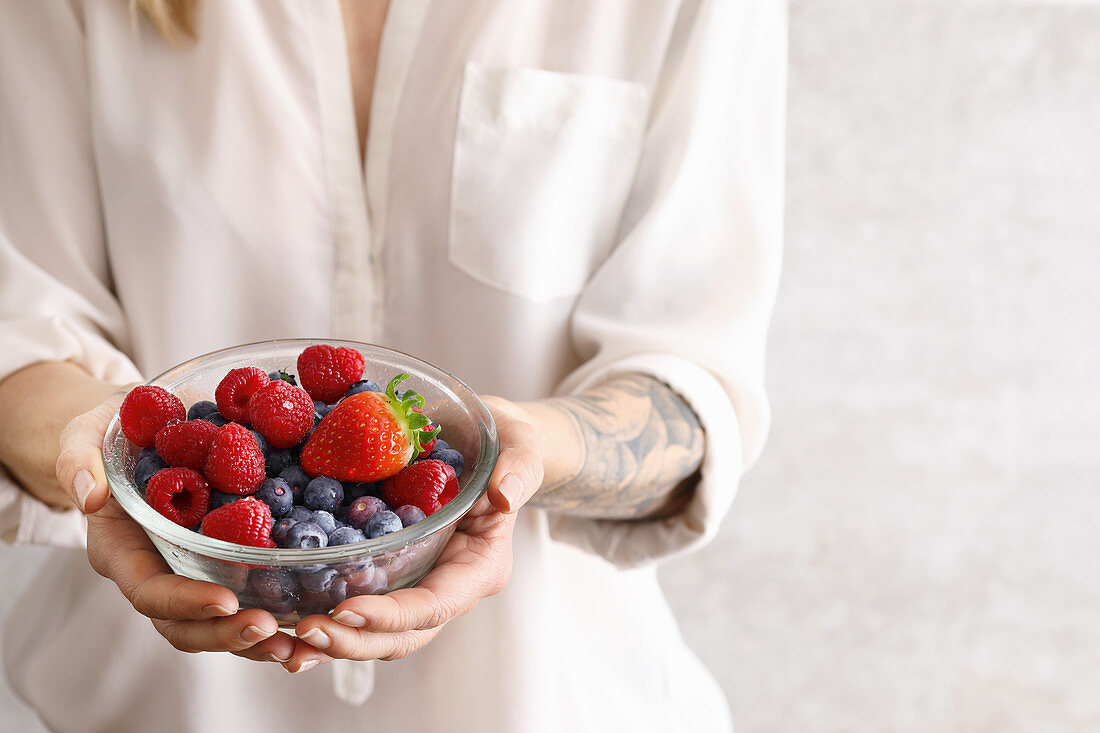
[155,419,219,471]
[215,367,270,424]
[203,423,265,495]
[248,380,314,449]
[297,345,365,404]
[382,459,459,516]
[412,409,437,458]
[200,496,275,548]
[417,430,437,458]
[119,386,186,448]
[146,467,210,528]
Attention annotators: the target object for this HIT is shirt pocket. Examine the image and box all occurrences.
[448,64,650,303]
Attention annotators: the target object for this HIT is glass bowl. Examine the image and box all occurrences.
[102,339,498,626]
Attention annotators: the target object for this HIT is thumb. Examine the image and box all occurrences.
[483,403,544,514]
[56,390,132,513]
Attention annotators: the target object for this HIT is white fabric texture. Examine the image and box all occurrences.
[0,0,785,731]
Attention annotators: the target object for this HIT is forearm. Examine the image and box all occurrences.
[520,373,704,520]
[0,361,120,508]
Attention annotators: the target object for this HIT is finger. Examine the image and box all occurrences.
[151,609,279,654]
[329,587,468,633]
[295,615,439,662]
[328,543,509,634]
[87,502,241,620]
[56,391,129,513]
[280,637,333,674]
[230,631,298,663]
[486,413,543,514]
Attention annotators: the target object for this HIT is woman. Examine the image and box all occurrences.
[0,0,785,730]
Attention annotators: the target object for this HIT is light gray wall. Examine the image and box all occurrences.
[659,1,1100,731]
[3,1,1098,731]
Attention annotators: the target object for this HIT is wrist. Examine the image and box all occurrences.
[511,399,583,498]
[0,362,122,508]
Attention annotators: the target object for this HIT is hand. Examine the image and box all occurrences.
[56,390,300,665]
[285,396,544,672]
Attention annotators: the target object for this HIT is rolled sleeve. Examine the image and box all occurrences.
[550,353,744,568]
[0,465,88,549]
[547,0,787,567]
[0,0,142,547]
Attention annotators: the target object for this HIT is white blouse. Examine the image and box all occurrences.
[0,1,786,731]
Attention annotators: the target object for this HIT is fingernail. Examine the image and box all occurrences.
[498,473,522,511]
[73,470,95,512]
[202,604,233,618]
[291,659,321,674]
[265,652,291,663]
[299,628,331,649]
[333,610,366,628]
[240,625,272,644]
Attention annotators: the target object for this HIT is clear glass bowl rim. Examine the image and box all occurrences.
[102,338,499,566]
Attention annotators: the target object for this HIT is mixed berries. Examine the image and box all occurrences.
[119,345,464,550]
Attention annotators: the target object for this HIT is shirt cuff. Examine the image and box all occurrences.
[0,465,87,548]
[0,315,140,549]
[547,352,745,569]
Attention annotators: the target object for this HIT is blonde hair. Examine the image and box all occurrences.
[132,0,197,44]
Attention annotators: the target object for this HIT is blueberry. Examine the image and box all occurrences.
[328,526,366,546]
[203,412,229,427]
[255,478,293,519]
[430,448,464,477]
[248,568,296,604]
[329,577,349,605]
[304,477,343,513]
[291,438,308,462]
[137,446,159,464]
[279,466,311,505]
[268,370,297,386]
[271,517,298,546]
[313,401,332,426]
[364,510,402,539]
[249,429,270,457]
[186,400,218,422]
[343,481,382,502]
[309,510,337,535]
[346,496,388,530]
[208,489,242,511]
[344,379,381,399]
[283,522,328,549]
[265,448,293,477]
[299,567,339,593]
[288,506,313,523]
[135,455,168,490]
[432,438,450,453]
[296,590,333,617]
[394,504,427,528]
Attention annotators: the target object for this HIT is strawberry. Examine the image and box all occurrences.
[200,497,275,548]
[120,386,186,448]
[300,373,439,482]
[297,344,365,404]
[382,460,459,516]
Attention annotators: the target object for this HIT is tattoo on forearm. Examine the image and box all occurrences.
[533,374,705,520]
